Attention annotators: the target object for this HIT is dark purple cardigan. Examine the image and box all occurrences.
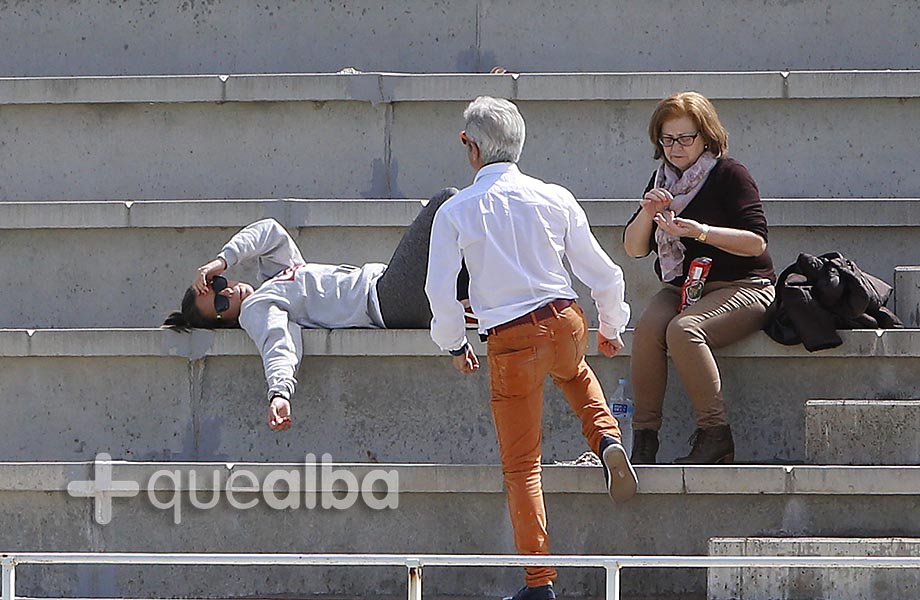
[627,157,776,285]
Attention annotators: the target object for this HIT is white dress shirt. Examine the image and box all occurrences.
[426,163,630,352]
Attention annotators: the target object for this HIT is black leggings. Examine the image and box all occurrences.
[376,187,470,328]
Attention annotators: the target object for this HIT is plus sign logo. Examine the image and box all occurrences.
[67,453,140,525]
[65,453,399,526]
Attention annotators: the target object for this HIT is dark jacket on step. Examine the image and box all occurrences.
[764,252,902,351]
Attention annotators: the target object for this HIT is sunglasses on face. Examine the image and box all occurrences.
[210,275,231,314]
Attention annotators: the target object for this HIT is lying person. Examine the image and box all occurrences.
[164,188,467,431]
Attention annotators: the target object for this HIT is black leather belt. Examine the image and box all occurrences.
[485,298,575,337]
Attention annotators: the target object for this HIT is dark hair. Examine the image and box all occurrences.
[162,287,238,331]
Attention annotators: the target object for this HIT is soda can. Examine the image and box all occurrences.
[679,257,712,311]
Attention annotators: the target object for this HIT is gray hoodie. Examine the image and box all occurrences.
[217,219,386,401]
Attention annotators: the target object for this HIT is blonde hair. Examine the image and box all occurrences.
[648,91,728,160]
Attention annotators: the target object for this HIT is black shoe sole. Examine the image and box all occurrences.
[602,441,639,503]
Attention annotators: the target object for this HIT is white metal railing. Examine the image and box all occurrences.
[2,552,918,600]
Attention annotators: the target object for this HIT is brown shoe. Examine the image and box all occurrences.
[673,425,735,464]
[631,429,660,465]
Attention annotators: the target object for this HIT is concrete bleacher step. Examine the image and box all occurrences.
[805,400,920,465]
[1,328,919,465]
[708,537,920,600]
[0,462,916,599]
[895,267,920,327]
[1,198,917,328]
[3,1,918,76]
[0,72,917,200]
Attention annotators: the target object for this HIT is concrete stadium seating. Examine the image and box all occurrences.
[0,462,916,598]
[709,538,920,600]
[805,400,920,465]
[1,198,917,328]
[0,328,918,466]
[0,1,917,598]
[895,267,920,327]
[0,72,917,201]
[1,1,918,75]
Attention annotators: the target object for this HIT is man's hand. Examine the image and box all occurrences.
[452,345,480,374]
[597,331,624,357]
[268,396,292,431]
[192,258,228,295]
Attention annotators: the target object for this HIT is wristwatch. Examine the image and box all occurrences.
[696,224,710,242]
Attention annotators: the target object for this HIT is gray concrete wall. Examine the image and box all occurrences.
[0,463,916,598]
[0,1,918,76]
[0,74,918,200]
[709,537,920,600]
[0,329,918,464]
[0,100,386,200]
[805,400,920,465]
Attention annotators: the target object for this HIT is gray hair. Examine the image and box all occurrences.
[463,96,526,164]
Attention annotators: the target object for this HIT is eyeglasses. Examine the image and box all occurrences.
[459,131,473,147]
[659,132,701,148]
[210,275,231,315]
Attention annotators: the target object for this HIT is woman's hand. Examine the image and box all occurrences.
[625,188,674,257]
[653,210,707,240]
[268,396,292,431]
[653,211,768,256]
[192,258,227,295]
[640,187,673,217]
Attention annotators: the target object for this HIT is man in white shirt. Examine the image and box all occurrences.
[425,96,638,600]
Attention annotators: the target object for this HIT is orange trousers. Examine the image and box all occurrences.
[487,301,621,587]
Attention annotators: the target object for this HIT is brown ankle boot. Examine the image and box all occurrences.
[631,429,659,464]
[673,424,734,464]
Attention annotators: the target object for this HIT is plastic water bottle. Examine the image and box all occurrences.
[608,377,633,457]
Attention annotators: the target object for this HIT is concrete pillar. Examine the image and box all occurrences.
[895,266,920,326]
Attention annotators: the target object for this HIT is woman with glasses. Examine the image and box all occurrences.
[622,91,775,464]
[164,187,468,431]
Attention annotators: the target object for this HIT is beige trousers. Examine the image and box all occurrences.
[631,280,775,431]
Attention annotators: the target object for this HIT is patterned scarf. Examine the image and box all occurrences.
[653,152,718,281]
